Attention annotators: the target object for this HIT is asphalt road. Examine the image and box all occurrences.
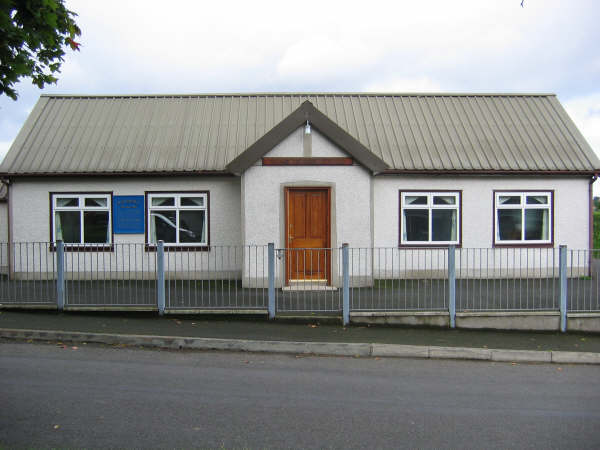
[1,342,600,449]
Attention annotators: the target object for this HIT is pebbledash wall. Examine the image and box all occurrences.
[242,127,371,285]
[242,126,591,284]
[373,175,590,280]
[2,125,593,283]
[6,176,242,279]
[10,176,241,245]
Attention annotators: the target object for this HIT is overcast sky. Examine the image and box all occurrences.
[1,0,599,178]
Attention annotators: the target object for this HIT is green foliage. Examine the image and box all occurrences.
[594,196,600,212]
[594,211,600,252]
[0,0,80,100]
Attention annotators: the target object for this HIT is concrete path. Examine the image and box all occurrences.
[1,311,600,364]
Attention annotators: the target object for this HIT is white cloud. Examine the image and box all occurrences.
[277,36,379,82]
[364,77,444,93]
[563,93,600,195]
[0,141,12,164]
[564,93,600,158]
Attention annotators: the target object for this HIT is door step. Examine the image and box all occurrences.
[283,280,337,291]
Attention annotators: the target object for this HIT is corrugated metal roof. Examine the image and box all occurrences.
[1,93,598,175]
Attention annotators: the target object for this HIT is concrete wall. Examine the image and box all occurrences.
[2,132,593,285]
[267,127,348,158]
[374,175,589,249]
[10,176,241,245]
[7,176,242,277]
[242,127,372,285]
[371,175,591,278]
[0,202,7,243]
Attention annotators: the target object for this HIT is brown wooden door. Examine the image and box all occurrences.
[286,188,330,283]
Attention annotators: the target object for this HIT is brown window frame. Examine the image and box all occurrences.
[398,190,463,248]
[49,191,114,252]
[144,190,210,252]
[493,190,554,248]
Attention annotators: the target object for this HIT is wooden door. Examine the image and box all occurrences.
[285,188,330,284]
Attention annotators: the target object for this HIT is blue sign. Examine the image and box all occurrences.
[113,195,145,234]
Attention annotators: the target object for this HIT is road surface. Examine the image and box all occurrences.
[1,341,599,448]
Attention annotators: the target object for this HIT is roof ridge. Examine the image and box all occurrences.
[40,92,557,99]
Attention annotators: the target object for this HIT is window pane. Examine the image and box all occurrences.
[55,211,80,243]
[150,211,177,243]
[433,195,456,205]
[83,211,110,243]
[181,196,204,207]
[57,197,79,207]
[84,197,107,207]
[179,210,206,243]
[526,195,548,205]
[151,197,175,207]
[525,209,549,240]
[404,209,429,241]
[405,195,427,205]
[497,209,522,240]
[499,195,521,205]
[432,209,457,241]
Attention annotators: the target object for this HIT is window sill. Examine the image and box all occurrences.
[50,244,114,252]
[144,244,211,252]
[493,242,554,249]
[398,243,462,249]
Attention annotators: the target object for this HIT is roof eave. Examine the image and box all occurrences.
[379,169,600,176]
[0,170,235,178]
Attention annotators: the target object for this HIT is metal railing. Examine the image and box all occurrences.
[349,247,449,311]
[0,242,57,306]
[164,245,265,311]
[455,247,560,311]
[63,243,157,308]
[274,247,342,313]
[0,241,598,331]
[567,249,600,312]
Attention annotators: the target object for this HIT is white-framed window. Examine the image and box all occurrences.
[400,191,460,245]
[51,193,112,245]
[147,192,208,246]
[494,191,552,245]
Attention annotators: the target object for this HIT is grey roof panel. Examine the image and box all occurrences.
[1,93,599,175]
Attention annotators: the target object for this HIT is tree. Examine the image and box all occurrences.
[0,0,80,100]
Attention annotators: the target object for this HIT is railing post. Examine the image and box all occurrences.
[342,243,349,326]
[268,243,275,319]
[157,240,165,316]
[448,245,456,328]
[559,245,568,333]
[56,240,65,311]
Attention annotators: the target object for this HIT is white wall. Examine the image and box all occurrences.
[0,202,7,242]
[266,127,348,158]
[10,176,241,246]
[242,127,372,285]
[243,128,371,249]
[6,176,242,278]
[372,175,592,278]
[373,175,590,249]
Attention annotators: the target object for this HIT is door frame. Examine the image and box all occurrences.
[284,186,331,285]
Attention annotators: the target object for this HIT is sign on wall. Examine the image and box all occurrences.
[113,195,145,234]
